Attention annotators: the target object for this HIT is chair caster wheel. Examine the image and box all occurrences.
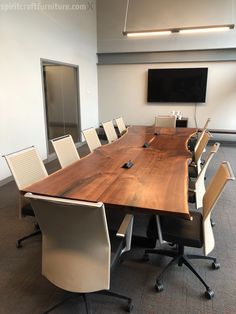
[211,219,215,227]
[155,281,164,293]
[205,289,214,299]
[212,262,220,270]
[16,241,22,248]
[127,301,133,313]
[143,253,149,262]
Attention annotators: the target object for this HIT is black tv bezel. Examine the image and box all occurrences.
[147,67,208,103]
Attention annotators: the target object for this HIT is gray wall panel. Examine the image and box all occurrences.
[98,49,236,64]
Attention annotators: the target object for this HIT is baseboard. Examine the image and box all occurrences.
[0,176,13,187]
[209,139,236,146]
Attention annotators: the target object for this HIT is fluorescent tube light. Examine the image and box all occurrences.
[179,26,233,34]
[125,30,171,37]
[123,24,234,37]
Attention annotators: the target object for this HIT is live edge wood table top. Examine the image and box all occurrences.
[23,126,196,220]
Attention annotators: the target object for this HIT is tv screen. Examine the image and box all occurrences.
[147,68,208,103]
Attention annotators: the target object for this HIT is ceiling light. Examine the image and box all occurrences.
[124,30,172,37]
[179,25,234,34]
[123,24,234,37]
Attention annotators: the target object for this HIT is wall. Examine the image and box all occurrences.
[98,62,236,136]
[0,0,98,181]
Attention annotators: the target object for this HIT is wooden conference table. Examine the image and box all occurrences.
[23,126,196,220]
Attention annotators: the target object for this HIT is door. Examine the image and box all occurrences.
[43,63,80,155]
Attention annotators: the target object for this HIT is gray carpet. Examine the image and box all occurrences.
[1,143,236,314]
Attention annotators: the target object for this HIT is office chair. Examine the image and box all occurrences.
[155,115,176,128]
[25,193,134,314]
[82,127,102,153]
[202,117,211,131]
[115,117,127,135]
[145,161,235,299]
[3,146,48,248]
[51,134,80,168]
[102,120,118,143]
[188,118,211,152]
[189,129,212,178]
[188,142,220,209]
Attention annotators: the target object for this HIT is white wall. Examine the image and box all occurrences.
[97,0,236,52]
[0,0,98,181]
[98,62,236,136]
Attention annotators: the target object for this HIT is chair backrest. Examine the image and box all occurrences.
[82,127,101,153]
[202,118,211,130]
[102,120,118,143]
[202,161,235,255]
[115,117,127,135]
[194,119,211,152]
[4,146,48,190]
[51,134,80,168]
[3,146,48,218]
[155,115,176,128]
[195,142,220,209]
[25,193,111,293]
[194,130,212,173]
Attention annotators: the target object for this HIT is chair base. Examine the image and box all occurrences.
[145,246,219,299]
[16,224,41,248]
[43,290,133,314]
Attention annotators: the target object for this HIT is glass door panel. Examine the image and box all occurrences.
[43,63,80,155]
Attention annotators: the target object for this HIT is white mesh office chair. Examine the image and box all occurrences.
[51,134,80,168]
[189,129,212,178]
[102,120,118,143]
[188,142,220,209]
[25,193,134,313]
[115,117,127,135]
[188,118,211,152]
[202,118,211,130]
[145,161,235,299]
[155,115,176,128]
[82,127,102,153]
[3,146,48,248]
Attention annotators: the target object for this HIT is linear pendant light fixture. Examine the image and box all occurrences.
[123,24,234,37]
[123,0,234,37]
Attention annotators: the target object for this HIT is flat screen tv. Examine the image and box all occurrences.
[147,68,208,103]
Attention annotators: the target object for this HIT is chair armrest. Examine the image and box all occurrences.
[155,215,167,246]
[116,214,133,237]
[116,214,134,252]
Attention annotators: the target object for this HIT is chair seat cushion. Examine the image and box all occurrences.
[188,137,197,152]
[189,165,198,178]
[188,180,196,203]
[22,203,35,217]
[188,191,196,203]
[147,212,203,248]
[188,179,196,190]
